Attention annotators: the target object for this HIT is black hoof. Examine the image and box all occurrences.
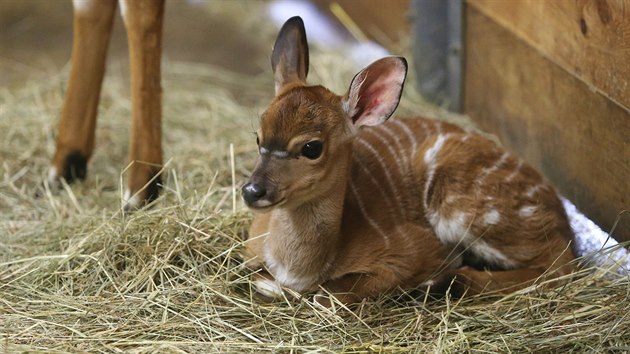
[63,151,87,183]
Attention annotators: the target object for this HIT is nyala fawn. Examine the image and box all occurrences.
[242,17,576,305]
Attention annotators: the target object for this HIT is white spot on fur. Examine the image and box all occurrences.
[429,211,471,245]
[73,0,97,13]
[483,209,501,225]
[526,184,542,198]
[470,240,518,268]
[254,278,283,298]
[519,205,537,218]
[444,194,457,204]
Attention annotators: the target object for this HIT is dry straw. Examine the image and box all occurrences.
[1,9,629,354]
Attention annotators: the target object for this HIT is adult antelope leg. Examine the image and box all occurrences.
[121,0,165,209]
[51,0,117,184]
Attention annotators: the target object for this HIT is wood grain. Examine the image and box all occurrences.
[467,0,630,112]
[464,7,630,242]
[313,0,410,48]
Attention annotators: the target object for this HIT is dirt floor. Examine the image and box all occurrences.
[1,0,268,90]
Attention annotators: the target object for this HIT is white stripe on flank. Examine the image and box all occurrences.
[423,134,448,165]
[391,120,418,158]
[351,151,406,236]
[349,178,391,247]
[477,152,510,187]
[357,138,406,217]
[379,123,410,166]
[423,134,450,209]
[505,159,523,182]
[364,128,409,219]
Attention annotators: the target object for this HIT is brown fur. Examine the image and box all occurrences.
[51,0,164,207]
[243,17,576,305]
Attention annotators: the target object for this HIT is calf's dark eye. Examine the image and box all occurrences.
[301,141,323,159]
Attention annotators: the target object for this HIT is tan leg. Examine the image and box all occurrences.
[50,0,117,184]
[121,0,165,209]
[318,225,452,306]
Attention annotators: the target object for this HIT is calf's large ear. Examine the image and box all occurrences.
[271,16,309,95]
[342,57,407,128]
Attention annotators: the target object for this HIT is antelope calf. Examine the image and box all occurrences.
[242,17,576,305]
[49,0,164,209]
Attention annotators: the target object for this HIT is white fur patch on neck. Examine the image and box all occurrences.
[263,244,316,292]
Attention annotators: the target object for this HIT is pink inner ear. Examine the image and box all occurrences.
[368,97,381,110]
[345,57,407,127]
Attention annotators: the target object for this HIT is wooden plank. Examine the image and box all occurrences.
[467,0,630,112]
[464,7,630,242]
[410,0,464,111]
[313,0,410,47]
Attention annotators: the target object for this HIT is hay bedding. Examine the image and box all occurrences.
[1,30,630,354]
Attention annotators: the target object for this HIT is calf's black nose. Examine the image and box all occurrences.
[242,183,266,204]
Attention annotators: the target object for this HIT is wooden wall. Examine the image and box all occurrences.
[464,0,630,241]
[312,0,410,48]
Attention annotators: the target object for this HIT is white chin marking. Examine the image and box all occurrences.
[254,278,284,298]
[253,199,272,208]
[123,190,141,209]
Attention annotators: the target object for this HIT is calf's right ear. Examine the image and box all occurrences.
[271,16,309,95]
